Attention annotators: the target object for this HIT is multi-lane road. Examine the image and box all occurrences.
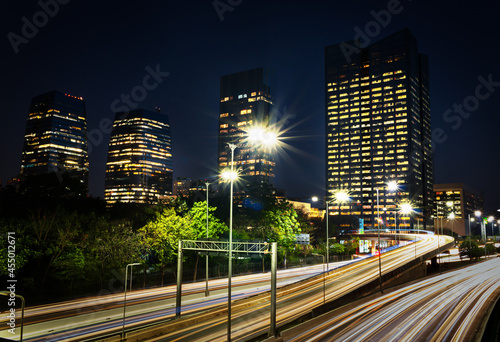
[281,258,500,341]
[2,233,486,342]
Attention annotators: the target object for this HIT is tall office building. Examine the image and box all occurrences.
[218,68,275,188]
[105,109,173,204]
[325,29,433,230]
[20,90,89,193]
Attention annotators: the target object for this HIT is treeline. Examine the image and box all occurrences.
[0,181,318,304]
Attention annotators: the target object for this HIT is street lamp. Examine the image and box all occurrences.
[123,262,142,339]
[399,202,414,257]
[387,181,398,244]
[468,215,474,251]
[375,181,398,294]
[221,142,238,342]
[205,181,210,297]
[313,190,350,272]
[475,210,487,259]
[448,212,456,241]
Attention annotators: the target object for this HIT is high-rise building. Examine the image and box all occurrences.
[434,183,483,236]
[20,90,89,192]
[325,29,433,230]
[105,109,173,204]
[218,68,275,188]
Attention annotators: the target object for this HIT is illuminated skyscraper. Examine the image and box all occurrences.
[105,109,173,204]
[218,68,275,187]
[325,29,433,230]
[20,90,89,193]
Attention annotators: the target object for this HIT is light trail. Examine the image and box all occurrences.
[0,234,456,341]
[284,258,500,342]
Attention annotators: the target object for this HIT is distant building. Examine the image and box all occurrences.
[434,183,483,236]
[105,109,173,204]
[20,90,89,194]
[173,177,207,197]
[218,68,275,189]
[288,199,325,219]
[325,29,433,231]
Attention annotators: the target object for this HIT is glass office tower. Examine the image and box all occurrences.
[218,68,275,187]
[325,29,433,230]
[20,90,89,193]
[105,109,173,204]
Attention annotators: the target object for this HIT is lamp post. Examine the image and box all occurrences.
[123,262,142,340]
[468,215,473,251]
[313,190,349,272]
[475,210,486,259]
[400,202,414,257]
[205,181,210,297]
[374,181,398,294]
[223,142,237,342]
[448,212,456,243]
[387,180,398,244]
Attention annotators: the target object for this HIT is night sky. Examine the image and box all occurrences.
[2,0,500,211]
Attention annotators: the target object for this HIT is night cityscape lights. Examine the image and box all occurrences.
[20,90,89,193]
[325,30,433,231]
[105,109,173,204]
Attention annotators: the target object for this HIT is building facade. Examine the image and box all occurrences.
[434,183,483,236]
[105,109,173,204]
[20,90,89,193]
[325,29,433,231]
[218,68,275,188]
[173,177,207,197]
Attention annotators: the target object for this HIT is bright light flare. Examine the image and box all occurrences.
[399,202,414,215]
[448,212,456,220]
[334,190,350,203]
[387,180,398,192]
[220,170,238,182]
[311,196,319,202]
[244,124,280,150]
[475,210,482,217]
[446,201,453,207]
[488,216,494,222]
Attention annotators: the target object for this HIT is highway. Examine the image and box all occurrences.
[282,258,500,342]
[0,259,355,341]
[132,234,454,341]
[0,234,455,341]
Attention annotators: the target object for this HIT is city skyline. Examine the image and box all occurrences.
[2,1,500,211]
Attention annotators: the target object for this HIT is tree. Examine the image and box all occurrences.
[186,201,228,239]
[86,219,142,288]
[253,201,300,245]
[459,238,483,261]
[139,203,228,285]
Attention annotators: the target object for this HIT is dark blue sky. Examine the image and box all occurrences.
[2,0,500,211]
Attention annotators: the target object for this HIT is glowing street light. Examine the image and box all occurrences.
[313,189,350,272]
[375,180,399,294]
[400,202,414,215]
[222,142,238,341]
[387,180,398,192]
[246,124,279,150]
